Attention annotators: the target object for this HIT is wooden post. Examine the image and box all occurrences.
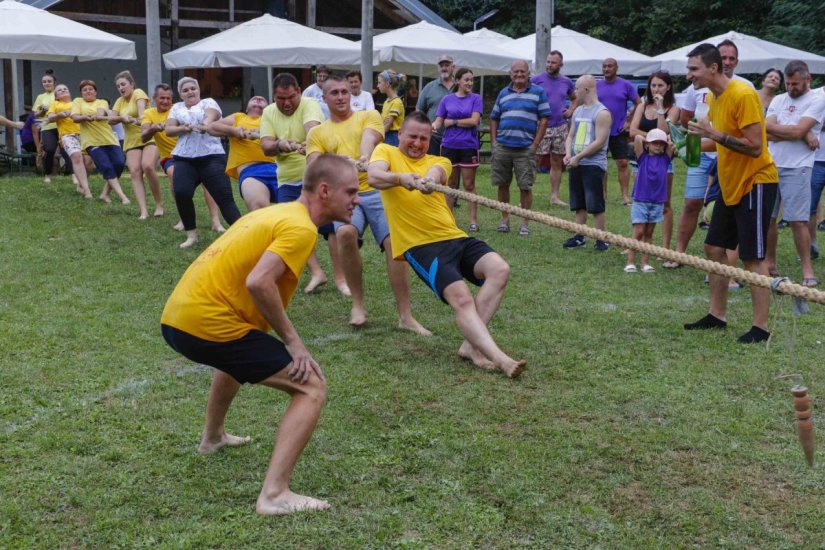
[360,0,373,93]
[146,0,163,94]
[535,0,552,71]
[170,0,180,85]
[3,60,14,149]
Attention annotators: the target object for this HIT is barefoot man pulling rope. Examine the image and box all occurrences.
[161,155,360,515]
[368,111,526,378]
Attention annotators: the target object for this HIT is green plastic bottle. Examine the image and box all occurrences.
[685,119,701,168]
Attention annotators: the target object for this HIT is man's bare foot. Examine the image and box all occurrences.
[398,318,432,336]
[154,207,164,217]
[83,193,93,199]
[173,220,184,231]
[138,213,150,220]
[336,282,351,297]
[180,231,198,249]
[99,194,112,204]
[121,197,131,205]
[256,490,330,516]
[458,343,495,371]
[497,359,526,379]
[349,307,367,327]
[212,222,226,233]
[304,274,328,293]
[197,432,251,454]
[43,176,52,184]
[551,197,568,206]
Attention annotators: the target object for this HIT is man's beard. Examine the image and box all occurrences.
[439,71,452,82]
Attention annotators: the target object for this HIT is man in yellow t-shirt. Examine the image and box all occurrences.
[306,75,429,335]
[259,72,330,294]
[161,154,360,516]
[685,43,779,343]
[368,112,525,378]
[208,96,276,210]
[142,83,226,232]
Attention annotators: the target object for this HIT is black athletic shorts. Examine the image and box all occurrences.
[569,164,606,214]
[608,131,631,161]
[705,183,777,261]
[440,146,480,168]
[161,324,292,384]
[404,237,495,303]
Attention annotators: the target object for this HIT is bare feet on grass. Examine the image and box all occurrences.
[304,274,328,293]
[173,220,184,231]
[498,359,526,379]
[212,223,227,233]
[349,306,367,327]
[458,342,495,371]
[256,490,330,516]
[398,317,432,336]
[180,230,198,249]
[99,194,112,204]
[336,280,351,297]
[154,206,164,217]
[197,432,251,454]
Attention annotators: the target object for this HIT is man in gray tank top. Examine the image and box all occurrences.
[563,75,612,250]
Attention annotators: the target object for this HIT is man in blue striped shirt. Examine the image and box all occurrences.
[490,60,551,236]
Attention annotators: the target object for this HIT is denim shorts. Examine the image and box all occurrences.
[810,161,825,215]
[333,189,390,249]
[631,200,665,224]
[684,152,715,200]
[772,166,811,222]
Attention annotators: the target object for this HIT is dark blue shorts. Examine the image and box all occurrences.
[161,324,292,384]
[160,156,174,175]
[404,237,494,303]
[238,162,279,203]
[569,164,606,214]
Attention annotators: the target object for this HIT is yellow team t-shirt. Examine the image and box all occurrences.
[306,110,385,193]
[369,143,464,259]
[260,100,323,184]
[112,88,153,151]
[47,101,81,137]
[708,80,778,206]
[161,201,318,342]
[71,98,119,149]
[142,108,176,158]
[34,91,57,131]
[225,113,275,179]
[381,97,405,132]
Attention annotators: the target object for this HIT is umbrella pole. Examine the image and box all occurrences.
[418,64,423,95]
[267,66,273,101]
[480,76,485,102]
[11,58,19,150]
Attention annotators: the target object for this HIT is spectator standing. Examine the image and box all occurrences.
[433,67,483,231]
[764,60,825,286]
[302,65,331,119]
[416,55,456,155]
[531,51,578,206]
[562,75,612,250]
[490,60,550,236]
[596,58,640,206]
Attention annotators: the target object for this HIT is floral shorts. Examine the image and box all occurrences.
[536,124,568,156]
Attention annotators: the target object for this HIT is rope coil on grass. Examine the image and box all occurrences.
[418,181,825,306]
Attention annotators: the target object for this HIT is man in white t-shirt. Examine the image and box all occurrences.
[302,65,331,119]
[346,71,375,112]
[765,60,825,287]
[666,39,755,269]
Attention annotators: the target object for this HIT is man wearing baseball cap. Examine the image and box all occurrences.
[416,54,456,154]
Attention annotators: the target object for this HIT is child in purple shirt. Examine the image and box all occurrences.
[626,129,674,273]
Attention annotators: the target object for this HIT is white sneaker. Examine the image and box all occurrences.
[624,264,637,273]
[641,264,655,273]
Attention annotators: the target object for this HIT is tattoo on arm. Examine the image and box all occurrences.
[721,133,758,156]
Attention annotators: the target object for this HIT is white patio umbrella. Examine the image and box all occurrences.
[462,29,515,99]
[499,26,660,76]
[370,21,515,81]
[164,14,374,101]
[653,30,825,75]
[0,0,136,133]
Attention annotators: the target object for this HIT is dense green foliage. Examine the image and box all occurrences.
[422,0,825,57]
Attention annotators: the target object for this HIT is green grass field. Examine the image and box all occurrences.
[1,165,823,548]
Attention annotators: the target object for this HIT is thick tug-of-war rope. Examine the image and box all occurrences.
[415,180,825,306]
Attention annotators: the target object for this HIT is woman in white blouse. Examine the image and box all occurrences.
[165,77,241,249]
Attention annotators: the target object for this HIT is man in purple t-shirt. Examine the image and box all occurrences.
[596,58,640,205]
[532,51,578,206]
